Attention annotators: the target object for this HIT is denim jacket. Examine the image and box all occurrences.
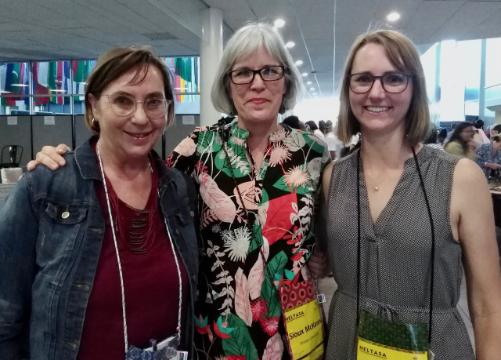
[0,138,199,360]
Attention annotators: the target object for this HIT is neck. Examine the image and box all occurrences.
[238,117,279,153]
[97,138,151,178]
[360,129,416,170]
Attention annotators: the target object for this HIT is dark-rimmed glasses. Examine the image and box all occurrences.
[349,72,412,94]
[102,93,169,118]
[228,65,286,85]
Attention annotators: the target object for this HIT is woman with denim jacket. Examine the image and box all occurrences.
[0,47,199,359]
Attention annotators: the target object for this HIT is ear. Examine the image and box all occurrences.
[88,93,99,117]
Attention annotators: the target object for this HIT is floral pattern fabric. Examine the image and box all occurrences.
[167,118,329,360]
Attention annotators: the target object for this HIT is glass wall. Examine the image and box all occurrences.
[421,36,501,126]
[0,56,200,115]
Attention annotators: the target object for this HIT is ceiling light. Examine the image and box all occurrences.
[274,18,286,29]
[285,41,295,49]
[295,60,303,67]
[301,72,308,77]
[386,11,400,22]
[306,81,312,85]
[309,87,315,91]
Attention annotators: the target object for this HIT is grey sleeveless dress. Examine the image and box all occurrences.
[324,146,475,359]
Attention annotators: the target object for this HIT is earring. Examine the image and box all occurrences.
[92,117,98,126]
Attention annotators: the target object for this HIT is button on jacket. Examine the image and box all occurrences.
[0,138,199,360]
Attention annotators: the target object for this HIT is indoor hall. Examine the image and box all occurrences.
[1,1,501,359]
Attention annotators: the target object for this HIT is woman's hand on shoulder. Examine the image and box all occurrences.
[26,144,69,171]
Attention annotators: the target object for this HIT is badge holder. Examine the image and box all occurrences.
[356,310,432,360]
[279,279,325,360]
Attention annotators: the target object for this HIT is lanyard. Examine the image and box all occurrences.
[97,146,183,355]
[355,147,436,347]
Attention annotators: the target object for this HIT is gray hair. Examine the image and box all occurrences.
[211,22,302,115]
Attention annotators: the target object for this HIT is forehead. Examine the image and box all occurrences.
[351,43,399,73]
[105,65,165,93]
[232,46,281,68]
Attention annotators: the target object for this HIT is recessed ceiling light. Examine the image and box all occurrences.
[274,18,286,28]
[306,81,312,85]
[295,60,303,67]
[285,41,295,49]
[301,72,308,77]
[386,11,400,22]
[309,87,315,91]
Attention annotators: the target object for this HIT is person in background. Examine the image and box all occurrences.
[27,23,330,360]
[305,120,325,140]
[476,134,501,178]
[424,124,443,150]
[0,47,199,359]
[323,120,343,160]
[472,119,490,147]
[437,127,448,145]
[320,29,501,359]
[444,122,476,159]
[489,123,501,138]
[281,114,306,130]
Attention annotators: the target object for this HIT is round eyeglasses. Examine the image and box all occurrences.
[102,93,169,118]
[349,72,412,94]
[228,65,286,85]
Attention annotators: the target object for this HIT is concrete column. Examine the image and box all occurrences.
[200,7,223,126]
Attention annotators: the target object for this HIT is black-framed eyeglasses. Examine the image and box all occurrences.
[349,71,412,94]
[102,93,170,118]
[228,65,286,85]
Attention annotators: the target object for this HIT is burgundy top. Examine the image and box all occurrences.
[77,163,188,359]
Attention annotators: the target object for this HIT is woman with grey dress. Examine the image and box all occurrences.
[320,30,501,359]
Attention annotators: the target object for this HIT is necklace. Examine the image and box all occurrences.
[96,146,183,352]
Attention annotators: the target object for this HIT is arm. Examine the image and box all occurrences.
[308,161,334,279]
[450,159,501,359]
[166,128,202,175]
[26,144,70,171]
[0,177,38,358]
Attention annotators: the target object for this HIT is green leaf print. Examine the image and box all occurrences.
[248,223,263,253]
[272,176,311,195]
[222,314,259,359]
[303,133,325,155]
[214,147,250,178]
[197,130,222,153]
[260,251,288,317]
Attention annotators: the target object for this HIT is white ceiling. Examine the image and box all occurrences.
[1,0,500,97]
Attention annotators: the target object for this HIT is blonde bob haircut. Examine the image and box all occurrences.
[337,30,430,146]
[211,22,302,115]
[84,46,175,133]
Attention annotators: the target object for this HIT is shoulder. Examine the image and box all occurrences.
[453,158,486,188]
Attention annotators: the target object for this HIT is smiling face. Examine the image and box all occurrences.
[348,43,413,138]
[229,46,286,127]
[90,65,167,162]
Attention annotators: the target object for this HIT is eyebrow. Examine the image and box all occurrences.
[108,90,165,98]
[231,64,282,70]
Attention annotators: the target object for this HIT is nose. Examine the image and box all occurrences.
[249,72,266,90]
[368,78,385,99]
[131,102,149,124]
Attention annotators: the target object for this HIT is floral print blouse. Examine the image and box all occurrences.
[167,118,329,359]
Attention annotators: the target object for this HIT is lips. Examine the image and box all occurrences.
[247,98,268,105]
[125,130,152,139]
[364,106,391,113]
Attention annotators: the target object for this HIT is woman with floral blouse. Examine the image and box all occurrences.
[28,23,329,359]
[167,23,329,359]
